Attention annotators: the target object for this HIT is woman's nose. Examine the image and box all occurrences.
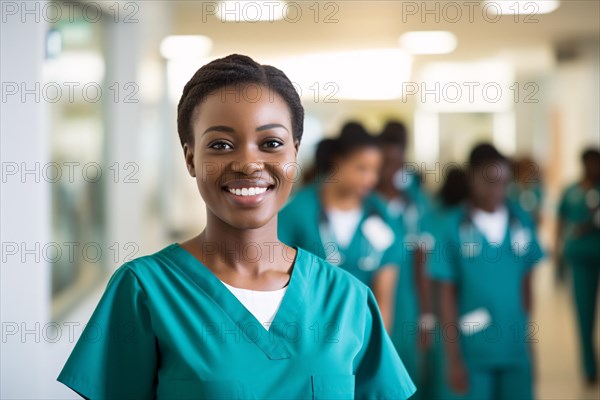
[231,145,263,175]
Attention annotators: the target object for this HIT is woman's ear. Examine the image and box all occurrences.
[293,139,300,155]
[183,143,196,177]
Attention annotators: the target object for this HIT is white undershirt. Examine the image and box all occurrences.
[220,281,288,331]
[471,206,509,244]
[326,207,363,248]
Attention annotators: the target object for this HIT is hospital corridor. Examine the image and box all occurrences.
[1,1,599,399]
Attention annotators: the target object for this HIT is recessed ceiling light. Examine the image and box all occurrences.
[160,35,213,60]
[483,0,560,15]
[399,31,457,55]
[272,48,412,101]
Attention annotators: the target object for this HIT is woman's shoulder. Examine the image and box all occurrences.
[560,182,581,198]
[438,203,467,224]
[110,243,181,284]
[295,246,369,296]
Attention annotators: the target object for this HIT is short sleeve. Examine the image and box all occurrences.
[57,265,158,399]
[354,287,417,399]
[379,233,404,269]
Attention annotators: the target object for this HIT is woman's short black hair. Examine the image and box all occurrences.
[581,147,600,164]
[438,166,468,207]
[177,54,304,147]
[314,138,337,176]
[468,142,509,169]
[336,121,379,158]
[313,121,378,176]
[377,120,407,148]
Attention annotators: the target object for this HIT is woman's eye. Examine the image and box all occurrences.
[263,140,283,149]
[209,141,233,150]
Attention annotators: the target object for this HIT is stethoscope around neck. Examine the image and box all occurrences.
[317,205,385,272]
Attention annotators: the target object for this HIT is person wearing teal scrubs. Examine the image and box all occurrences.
[430,144,543,400]
[507,157,544,228]
[434,166,469,214]
[556,148,600,385]
[374,121,439,399]
[428,166,470,400]
[56,54,416,399]
[279,123,401,332]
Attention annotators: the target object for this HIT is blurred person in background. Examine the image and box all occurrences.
[278,122,400,331]
[508,157,544,228]
[56,54,417,399]
[556,147,600,386]
[428,165,471,400]
[300,138,336,186]
[436,166,469,212]
[429,143,544,400]
[375,120,439,399]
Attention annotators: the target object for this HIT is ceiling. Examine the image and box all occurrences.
[166,0,599,62]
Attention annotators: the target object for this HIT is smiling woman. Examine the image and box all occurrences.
[56,54,416,400]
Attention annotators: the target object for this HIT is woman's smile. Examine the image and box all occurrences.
[222,178,276,206]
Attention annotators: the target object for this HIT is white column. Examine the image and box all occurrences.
[0,1,51,398]
[101,14,143,270]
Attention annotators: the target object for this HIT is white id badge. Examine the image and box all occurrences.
[361,215,395,252]
[459,308,491,335]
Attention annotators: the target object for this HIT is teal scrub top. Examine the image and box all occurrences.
[384,189,433,357]
[558,182,600,262]
[507,182,543,226]
[57,243,416,400]
[278,182,401,287]
[380,188,438,396]
[428,203,544,368]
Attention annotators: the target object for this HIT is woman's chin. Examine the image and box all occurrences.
[221,212,275,231]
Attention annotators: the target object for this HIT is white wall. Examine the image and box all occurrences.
[1,3,51,397]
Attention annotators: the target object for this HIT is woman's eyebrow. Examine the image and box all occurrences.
[202,124,288,135]
[256,124,289,133]
[202,125,235,135]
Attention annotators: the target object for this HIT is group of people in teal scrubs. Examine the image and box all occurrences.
[279,119,557,399]
[57,52,598,400]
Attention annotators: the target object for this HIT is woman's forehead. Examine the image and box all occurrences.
[192,87,292,129]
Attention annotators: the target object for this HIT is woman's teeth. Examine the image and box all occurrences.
[227,187,268,196]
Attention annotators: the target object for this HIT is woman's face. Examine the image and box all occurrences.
[470,161,511,212]
[333,147,382,198]
[380,144,405,188]
[183,84,299,230]
[584,156,600,182]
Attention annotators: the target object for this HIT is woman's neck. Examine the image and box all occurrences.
[470,199,503,213]
[197,213,292,276]
[581,176,599,189]
[321,182,362,211]
[377,182,402,201]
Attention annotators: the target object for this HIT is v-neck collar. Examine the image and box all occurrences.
[324,208,367,253]
[164,243,307,360]
[314,183,369,253]
[464,204,512,247]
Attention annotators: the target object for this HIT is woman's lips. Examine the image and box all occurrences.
[226,186,269,196]
[221,181,275,206]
